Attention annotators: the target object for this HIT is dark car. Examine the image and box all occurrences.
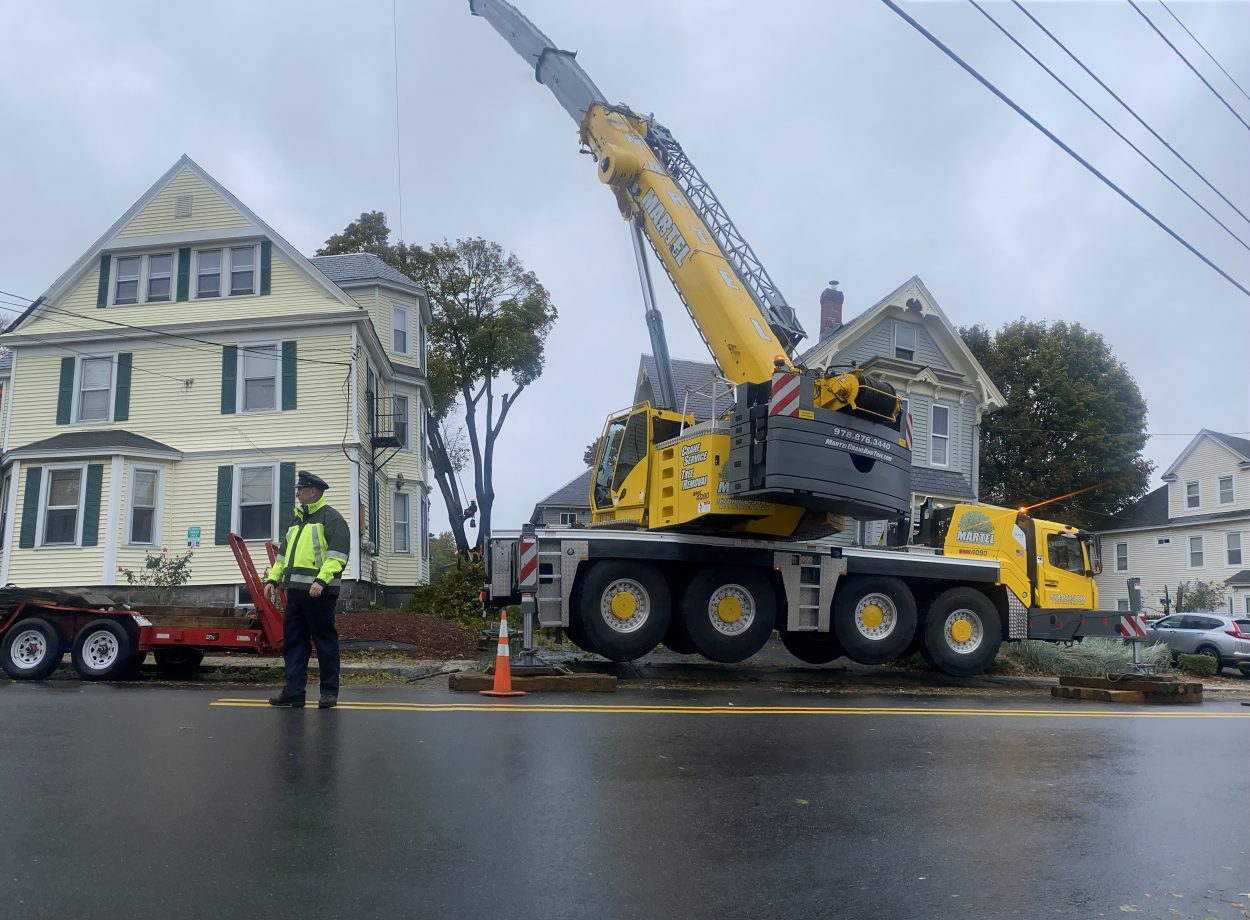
[1144,613,1250,675]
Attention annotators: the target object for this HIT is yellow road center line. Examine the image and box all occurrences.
[210,699,1250,718]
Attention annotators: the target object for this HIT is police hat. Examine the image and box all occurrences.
[296,470,329,491]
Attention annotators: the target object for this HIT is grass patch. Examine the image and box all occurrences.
[1005,638,1173,677]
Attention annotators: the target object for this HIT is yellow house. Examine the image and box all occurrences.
[0,155,431,606]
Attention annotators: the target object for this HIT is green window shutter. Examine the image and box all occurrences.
[56,356,75,425]
[221,345,237,414]
[19,467,42,549]
[81,464,104,547]
[96,255,111,308]
[176,247,191,302]
[279,463,296,522]
[260,241,272,296]
[281,340,297,410]
[215,466,234,545]
[114,353,132,422]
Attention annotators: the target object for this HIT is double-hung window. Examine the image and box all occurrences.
[1228,532,1243,567]
[146,253,173,302]
[1219,476,1234,505]
[129,467,159,545]
[197,250,222,298]
[1114,542,1128,572]
[78,357,113,423]
[392,304,410,355]
[1188,535,1204,568]
[230,246,255,295]
[240,344,279,412]
[1185,481,1200,509]
[895,323,917,361]
[393,395,409,448]
[195,245,259,300]
[114,257,142,305]
[109,252,176,305]
[930,405,949,467]
[237,465,276,541]
[392,492,411,553]
[41,467,84,546]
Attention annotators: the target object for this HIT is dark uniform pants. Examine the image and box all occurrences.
[282,588,340,698]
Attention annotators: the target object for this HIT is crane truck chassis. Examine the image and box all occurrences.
[488,503,1142,678]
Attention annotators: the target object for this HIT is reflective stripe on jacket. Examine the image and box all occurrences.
[265,497,350,593]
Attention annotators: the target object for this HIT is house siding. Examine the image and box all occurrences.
[9,459,113,585]
[115,168,250,239]
[1168,438,1250,519]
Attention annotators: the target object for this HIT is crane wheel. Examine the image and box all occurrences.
[832,576,917,665]
[679,567,776,663]
[780,629,845,665]
[0,617,63,680]
[579,561,671,662]
[919,588,1003,677]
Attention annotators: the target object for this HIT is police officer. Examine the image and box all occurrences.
[265,471,350,709]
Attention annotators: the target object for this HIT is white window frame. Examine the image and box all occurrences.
[1227,532,1242,567]
[1219,476,1234,505]
[233,462,280,543]
[1245,596,1250,616]
[1185,480,1200,509]
[1188,534,1204,568]
[36,463,88,548]
[1114,541,1128,572]
[392,303,411,356]
[559,511,577,525]
[393,394,409,449]
[1115,598,1130,612]
[1156,537,1171,546]
[237,341,282,415]
[392,491,411,554]
[109,252,178,307]
[929,404,950,468]
[126,465,163,547]
[193,244,260,300]
[894,322,917,361]
[75,354,116,424]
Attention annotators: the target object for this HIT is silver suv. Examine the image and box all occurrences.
[1144,613,1250,675]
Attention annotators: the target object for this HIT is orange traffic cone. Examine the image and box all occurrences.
[480,610,525,698]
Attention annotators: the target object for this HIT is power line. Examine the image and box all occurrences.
[1156,0,1250,107]
[877,0,1250,300]
[969,0,1250,254]
[1012,0,1250,232]
[1127,0,1250,136]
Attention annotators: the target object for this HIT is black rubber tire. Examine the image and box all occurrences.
[832,576,917,665]
[579,561,671,662]
[662,616,698,655]
[153,647,205,676]
[780,629,845,665]
[679,567,776,663]
[1,617,63,680]
[71,619,134,681]
[919,587,1003,678]
[1195,644,1223,674]
[121,651,149,679]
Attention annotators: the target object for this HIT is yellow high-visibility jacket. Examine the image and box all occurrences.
[265,497,350,593]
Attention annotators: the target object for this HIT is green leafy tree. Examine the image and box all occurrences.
[427,531,459,584]
[319,213,557,551]
[960,320,1151,527]
[1177,580,1228,612]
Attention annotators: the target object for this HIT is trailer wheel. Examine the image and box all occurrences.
[1,617,63,680]
[920,588,1002,677]
[579,561,671,662]
[680,567,776,663]
[71,619,133,681]
[154,647,205,676]
[780,629,845,665]
[832,576,917,665]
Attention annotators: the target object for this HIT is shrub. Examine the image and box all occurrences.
[407,556,486,632]
[1176,653,1217,677]
[120,548,193,605]
[1010,637,1173,677]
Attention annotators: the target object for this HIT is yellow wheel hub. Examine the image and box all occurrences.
[949,618,974,644]
[860,604,885,630]
[716,595,743,624]
[609,591,638,620]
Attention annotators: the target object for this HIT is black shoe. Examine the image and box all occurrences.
[318,694,338,709]
[268,694,305,708]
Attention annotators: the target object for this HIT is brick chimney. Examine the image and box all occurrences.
[820,281,844,336]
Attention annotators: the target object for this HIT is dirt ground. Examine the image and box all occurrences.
[337,609,479,660]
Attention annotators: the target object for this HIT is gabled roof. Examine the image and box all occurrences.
[911,468,975,500]
[1099,485,1168,531]
[1162,429,1250,480]
[10,154,360,334]
[7,430,180,459]
[530,469,593,522]
[1225,570,1250,586]
[800,276,1006,411]
[636,356,735,421]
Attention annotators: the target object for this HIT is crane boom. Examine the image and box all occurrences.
[470,0,805,382]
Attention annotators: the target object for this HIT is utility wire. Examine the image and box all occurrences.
[877,0,1250,300]
[1012,0,1250,231]
[1127,0,1250,136]
[969,0,1250,254]
[1156,0,1250,107]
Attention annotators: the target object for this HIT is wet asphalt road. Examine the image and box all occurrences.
[1,683,1248,920]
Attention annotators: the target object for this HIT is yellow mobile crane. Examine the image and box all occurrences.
[475,1,1137,672]
[471,0,912,541]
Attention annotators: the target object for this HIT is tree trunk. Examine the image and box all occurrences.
[425,412,471,554]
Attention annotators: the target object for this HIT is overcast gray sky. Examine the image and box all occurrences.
[2,0,1248,536]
